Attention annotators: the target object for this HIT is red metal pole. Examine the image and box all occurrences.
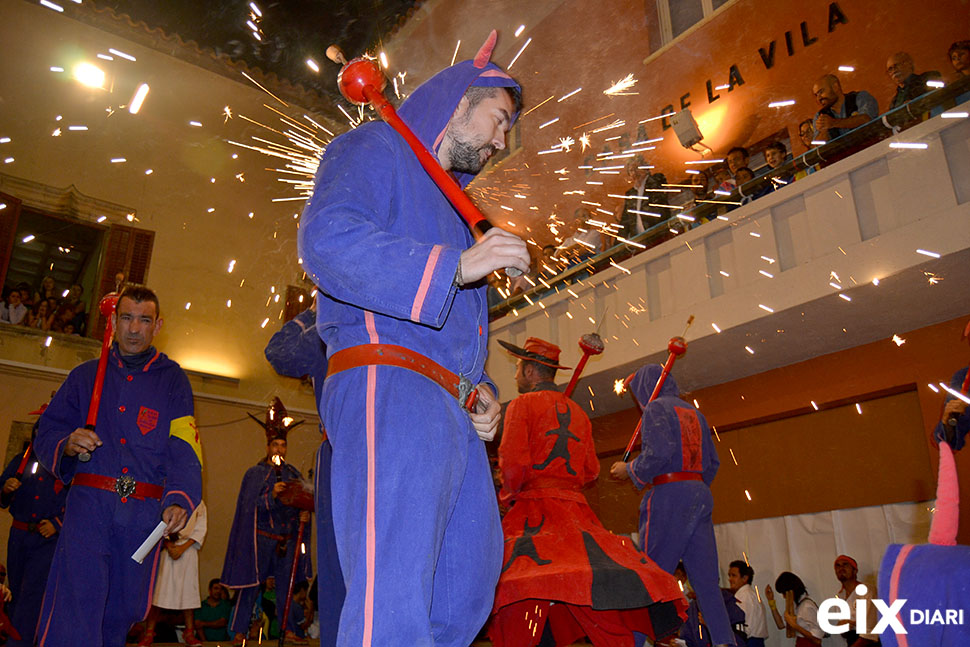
[563,333,605,399]
[621,336,688,462]
[79,294,119,462]
[14,444,31,477]
[278,517,307,647]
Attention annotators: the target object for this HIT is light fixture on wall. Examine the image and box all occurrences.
[73,62,105,89]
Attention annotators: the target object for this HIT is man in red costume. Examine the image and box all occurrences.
[489,337,686,647]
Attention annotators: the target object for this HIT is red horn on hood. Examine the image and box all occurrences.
[473,30,498,68]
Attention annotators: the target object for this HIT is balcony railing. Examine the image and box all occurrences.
[489,75,970,320]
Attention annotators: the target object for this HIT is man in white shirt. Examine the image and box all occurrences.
[834,554,880,646]
[728,560,769,647]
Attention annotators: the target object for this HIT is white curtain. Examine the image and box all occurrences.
[711,500,934,647]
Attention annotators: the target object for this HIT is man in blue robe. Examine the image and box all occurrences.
[32,286,202,647]
[297,32,530,647]
[611,364,735,647]
[263,303,344,646]
[221,398,312,645]
[0,410,68,647]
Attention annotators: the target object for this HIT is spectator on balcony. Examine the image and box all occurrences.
[794,119,820,181]
[950,40,970,78]
[712,165,736,196]
[617,155,669,241]
[947,41,970,106]
[733,167,769,207]
[16,283,33,310]
[797,119,816,151]
[33,275,58,307]
[763,141,794,188]
[726,146,749,176]
[2,289,28,325]
[28,300,54,331]
[812,74,879,142]
[560,208,603,262]
[887,52,942,110]
[49,303,77,334]
[65,284,88,335]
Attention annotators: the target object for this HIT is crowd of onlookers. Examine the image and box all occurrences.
[490,40,970,310]
[121,575,318,644]
[675,554,878,647]
[0,277,88,336]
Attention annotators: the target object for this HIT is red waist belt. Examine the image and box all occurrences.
[651,471,704,487]
[11,520,40,532]
[73,472,163,500]
[327,343,478,411]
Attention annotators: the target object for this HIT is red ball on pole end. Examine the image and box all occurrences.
[668,336,687,356]
[99,293,119,317]
[578,332,605,356]
[337,58,387,105]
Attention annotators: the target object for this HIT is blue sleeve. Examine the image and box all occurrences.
[265,309,325,378]
[298,128,463,327]
[34,367,88,483]
[0,454,19,508]
[627,404,677,489]
[161,370,202,512]
[855,91,879,120]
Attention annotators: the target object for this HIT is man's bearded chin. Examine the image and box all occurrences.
[447,137,494,174]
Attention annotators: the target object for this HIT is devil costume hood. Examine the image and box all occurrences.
[299,33,521,383]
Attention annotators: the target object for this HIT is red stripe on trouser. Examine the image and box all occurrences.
[362,364,377,647]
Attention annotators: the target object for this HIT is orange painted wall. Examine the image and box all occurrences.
[587,315,970,543]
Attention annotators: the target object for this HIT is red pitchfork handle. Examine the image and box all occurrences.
[79,294,119,462]
[621,337,688,462]
[279,515,307,647]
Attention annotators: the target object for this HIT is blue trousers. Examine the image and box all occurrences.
[6,527,58,647]
[322,366,503,647]
[228,534,302,636]
[315,439,345,647]
[640,481,735,646]
[36,487,160,647]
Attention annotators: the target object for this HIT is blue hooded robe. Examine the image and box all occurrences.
[32,344,202,647]
[297,50,520,647]
[262,306,344,646]
[0,444,68,647]
[626,364,735,646]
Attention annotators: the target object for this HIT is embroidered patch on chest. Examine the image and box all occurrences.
[137,406,159,435]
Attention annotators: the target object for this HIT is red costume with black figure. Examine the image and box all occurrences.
[489,338,686,647]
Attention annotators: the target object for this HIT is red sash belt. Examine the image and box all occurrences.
[257,529,291,542]
[11,520,39,532]
[327,343,477,410]
[73,472,163,500]
[651,471,704,487]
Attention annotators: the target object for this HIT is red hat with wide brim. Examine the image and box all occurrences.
[499,337,572,370]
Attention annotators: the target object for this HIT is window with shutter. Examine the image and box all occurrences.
[0,192,22,286]
[92,224,155,338]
